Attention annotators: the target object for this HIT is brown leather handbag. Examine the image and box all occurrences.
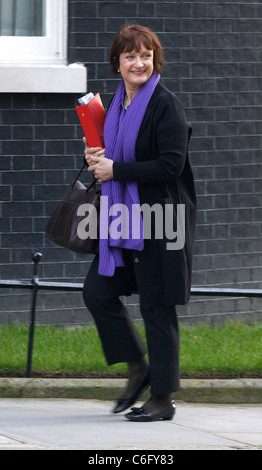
[46,164,100,254]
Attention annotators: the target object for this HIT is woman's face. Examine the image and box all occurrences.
[118,45,154,94]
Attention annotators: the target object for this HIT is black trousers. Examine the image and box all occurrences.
[83,252,180,394]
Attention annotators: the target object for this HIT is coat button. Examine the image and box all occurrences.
[134,257,139,263]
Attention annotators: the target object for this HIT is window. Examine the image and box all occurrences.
[0,0,45,37]
[0,0,66,64]
[0,0,87,93]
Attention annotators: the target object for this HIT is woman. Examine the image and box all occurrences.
[83,24,196,422]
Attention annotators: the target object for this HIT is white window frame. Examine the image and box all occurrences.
[0,0,67,65]
[0,0,87,93]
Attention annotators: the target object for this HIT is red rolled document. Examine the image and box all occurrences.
[76,93,106,148]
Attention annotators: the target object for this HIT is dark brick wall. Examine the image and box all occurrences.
[1,1,262,325]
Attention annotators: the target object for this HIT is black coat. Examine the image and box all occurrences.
[113,82,197,308]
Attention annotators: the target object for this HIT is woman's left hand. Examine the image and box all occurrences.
[88,155,114,183]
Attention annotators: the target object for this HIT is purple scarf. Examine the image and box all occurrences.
[98,72,160,276]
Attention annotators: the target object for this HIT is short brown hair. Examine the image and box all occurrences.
[110,24,164,75]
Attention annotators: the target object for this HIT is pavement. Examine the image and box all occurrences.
[0,378,261,450]
[0,399,261,450]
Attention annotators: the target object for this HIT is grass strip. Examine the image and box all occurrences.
[0,321,261,378]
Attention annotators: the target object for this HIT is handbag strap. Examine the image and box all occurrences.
[71,163,97,191]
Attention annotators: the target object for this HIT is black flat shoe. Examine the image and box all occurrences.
[125,402,176,422]
[112,369,150,414]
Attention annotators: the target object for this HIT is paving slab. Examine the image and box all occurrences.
[0,399,261,450]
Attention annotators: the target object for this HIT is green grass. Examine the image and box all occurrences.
[0,322,261,378]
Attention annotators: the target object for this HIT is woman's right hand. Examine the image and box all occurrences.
[83,137,105,166]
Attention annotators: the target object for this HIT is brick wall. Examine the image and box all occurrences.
[0,0,262,325]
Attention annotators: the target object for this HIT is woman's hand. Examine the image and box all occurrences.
[83,137,113,183]
[88,155,114,183]
[83,137,105,165]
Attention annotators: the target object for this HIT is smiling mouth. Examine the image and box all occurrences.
[131,70,146,75]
